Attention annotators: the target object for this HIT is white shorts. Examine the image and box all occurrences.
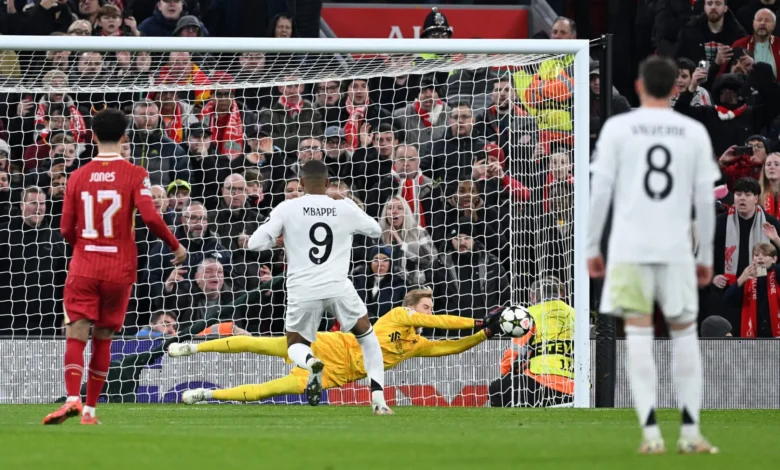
[600,261,697,323]
[285,287,368,342]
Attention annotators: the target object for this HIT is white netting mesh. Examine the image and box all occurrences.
[0,45,578,407]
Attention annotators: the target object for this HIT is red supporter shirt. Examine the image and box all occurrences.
[60,153,181,285]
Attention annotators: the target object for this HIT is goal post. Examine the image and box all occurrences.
[0,35,591,408]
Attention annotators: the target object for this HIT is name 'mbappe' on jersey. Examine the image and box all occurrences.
[249,194,382,301]
[590,108,720,264]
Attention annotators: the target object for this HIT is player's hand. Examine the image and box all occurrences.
[696,264,714,288]
[588,255,606,279]
[712,274,729,289]
[476,306,505,338]
[171,245,187,266]
[762,222,779,242]
[275,235,284,248]
[258,265,273,283]
[715,45,733,66]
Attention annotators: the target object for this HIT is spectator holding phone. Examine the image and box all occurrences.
[673,0,746,65]
[723,242,780,337]
[674,58,712,106]
[730,9,780,81]
[719,135,771,189]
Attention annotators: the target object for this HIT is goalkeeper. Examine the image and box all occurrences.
[169,289,504,403]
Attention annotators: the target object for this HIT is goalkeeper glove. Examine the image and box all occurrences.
[475,306,505,338]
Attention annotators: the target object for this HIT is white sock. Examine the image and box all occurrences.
[66,396,80,403]
[371,390,386,405]
[203,389,213,400]
[356,327,385,394]
[82,405,96,418]
[625,324,661,441]
[287,343,315,371]
[671,323,702,441]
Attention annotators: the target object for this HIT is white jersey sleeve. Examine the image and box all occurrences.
[343,197,382,238]
[693,125,720,267]
[247,202,286,252]
[588,108,717,265]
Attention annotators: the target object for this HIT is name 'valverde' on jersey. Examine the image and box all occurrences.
[248,194,382,301]
[590,108,720,263]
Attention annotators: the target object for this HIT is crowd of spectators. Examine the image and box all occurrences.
[631,0,780,338]
[6,1,775,341]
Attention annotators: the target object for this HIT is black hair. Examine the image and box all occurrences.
[300,159,329,185]
[676,57,696,75]
[638,56,678,99]
[91,108,127,144]
[733,177,761,196]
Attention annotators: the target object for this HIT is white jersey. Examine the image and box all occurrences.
[588,107,720,265]
[248,194,381,301]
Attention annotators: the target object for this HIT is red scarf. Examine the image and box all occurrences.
[157,63,212,104]
[344,97,368,150]
[741,270,780,338]
[34,100,86,143]
[161,102,184,143]
[414,99,443,128]
[764,192,780,218]
[393,169,426,227]
[278,95,304,117]
[715,104,747,120]
[200,99,243,158]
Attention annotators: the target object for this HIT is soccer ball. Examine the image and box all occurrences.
[499,306,534,337]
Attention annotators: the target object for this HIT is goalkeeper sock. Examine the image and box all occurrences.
[625,324,661,441]
[670,323,702,441]
[355,327,385,398]
[85,337,111,410]
[287,343,315,371]
[211,376,303,402]
[64,337,87,401]
[198,336,288,357]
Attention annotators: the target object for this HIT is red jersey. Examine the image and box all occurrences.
[60,153,181,284]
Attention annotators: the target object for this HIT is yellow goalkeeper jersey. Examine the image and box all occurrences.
[303,307,487,386]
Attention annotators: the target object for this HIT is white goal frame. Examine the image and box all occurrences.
[0,35,591,408]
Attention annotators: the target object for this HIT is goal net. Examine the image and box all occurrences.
[0,36,590,408]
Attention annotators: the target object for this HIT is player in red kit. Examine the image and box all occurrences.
[43,108,186,425]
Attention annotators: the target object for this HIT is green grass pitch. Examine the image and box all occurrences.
[0,406,777,469]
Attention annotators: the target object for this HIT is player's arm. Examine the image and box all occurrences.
[693,126,719,269]
[133,169,183,259]
[345,198,382,238]
[587,120,620,260]
[59,174,78,246]
[247,204,285,252]
[393,310,478,330]
[414,331,489,358]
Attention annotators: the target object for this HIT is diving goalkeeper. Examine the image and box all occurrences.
[168,289,503,403]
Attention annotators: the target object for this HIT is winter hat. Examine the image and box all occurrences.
[173,16,203,37]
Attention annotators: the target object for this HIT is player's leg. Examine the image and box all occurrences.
[603,263,663,453]
[169,336,288,357]
[285,299,325,406]
[184,375,306,404]
[332,291,390,415]
[42,276,98,425]
[80,281,132,424]
[658,263,718,454]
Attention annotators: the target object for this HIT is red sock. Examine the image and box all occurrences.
[85,338,112,408]
[64,337,87,398]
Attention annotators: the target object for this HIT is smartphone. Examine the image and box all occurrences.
[757,266,768,277]
[734,145,754,156]
[698,60,709,69]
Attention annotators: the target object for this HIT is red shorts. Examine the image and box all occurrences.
[63,275,132,332]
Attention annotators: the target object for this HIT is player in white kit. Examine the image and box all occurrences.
[588,57,720,454]
[247,159,392,415]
